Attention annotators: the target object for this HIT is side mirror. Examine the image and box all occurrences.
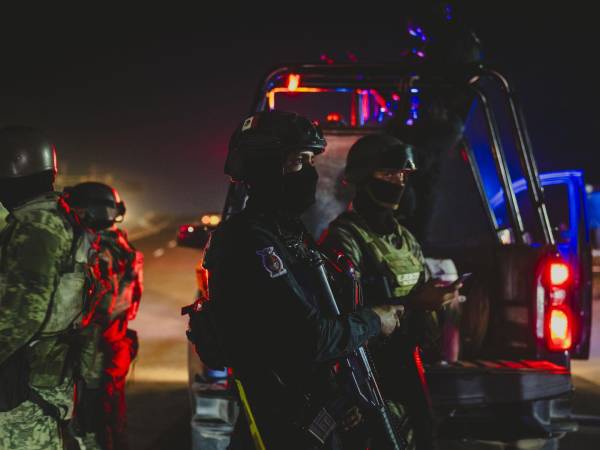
[177,224,210,249]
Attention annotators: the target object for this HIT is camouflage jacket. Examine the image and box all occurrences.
[321,209,441,354]
[99,227,142,322]
[103,228,142,301]
[0,192,77,418]
[79,227,142,384]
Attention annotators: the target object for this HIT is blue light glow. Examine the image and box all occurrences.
[407,85,420,124]
[408,24,428,44]
[490,170,587,260]
[490,171,583,209]
[445,4,453,20]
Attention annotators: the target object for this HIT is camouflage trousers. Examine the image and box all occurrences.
[0,400,63,450]
[72,378,128,450]
[388,400,416,450]
[76,432,102,450]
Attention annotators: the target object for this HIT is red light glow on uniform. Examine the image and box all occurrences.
[52,145,58,175]
[287,74,301,91]
[548,308,572,350]
[413,346,432,407]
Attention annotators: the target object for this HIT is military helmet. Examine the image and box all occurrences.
[344,134,417,184]
[64,182,125,225]
[225,110,326,181]
[0,126,57,179]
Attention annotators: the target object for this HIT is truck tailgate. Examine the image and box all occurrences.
[426,360,571,406]
[425,360,576,440]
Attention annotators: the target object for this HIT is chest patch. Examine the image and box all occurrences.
[256,246,288,279]
[396,272,421,286]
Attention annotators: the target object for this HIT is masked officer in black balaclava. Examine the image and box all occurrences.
[193,111,405,450]
[321,134,461,450]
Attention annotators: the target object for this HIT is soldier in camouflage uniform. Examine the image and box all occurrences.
[66,182,142,450]
[321,134,461,450]
[0,126,98,450]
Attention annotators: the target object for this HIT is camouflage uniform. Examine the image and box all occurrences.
[77,227,142,450]
[0,193,80,450]
[322,209,441,450]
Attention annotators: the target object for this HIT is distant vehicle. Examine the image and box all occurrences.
[176,213,222,249]
[181,63,592,449]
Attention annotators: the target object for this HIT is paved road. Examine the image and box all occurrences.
[126,221,197,450]
[125,223,600,449]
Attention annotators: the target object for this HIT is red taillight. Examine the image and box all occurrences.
[287,74,300,91]
[549,262,570,286]
[548,308,573,351]
[537,257,575,352]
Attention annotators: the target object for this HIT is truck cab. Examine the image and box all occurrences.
[184,62,592,448]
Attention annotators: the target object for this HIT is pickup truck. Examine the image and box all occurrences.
[181,63,592,449]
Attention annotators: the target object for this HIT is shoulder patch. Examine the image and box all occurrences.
[256,246,288,279]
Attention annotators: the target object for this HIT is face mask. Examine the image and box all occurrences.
[366,178,406,210]
[0,172,54,211]
[281,164,319,214]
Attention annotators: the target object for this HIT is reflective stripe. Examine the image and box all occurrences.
[235,379,266,450]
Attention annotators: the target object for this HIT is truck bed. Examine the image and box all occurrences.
[425,359,577,440]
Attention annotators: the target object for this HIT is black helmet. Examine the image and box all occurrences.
[0,126,57,179]
[345,134,417,184]
[225,110,326,181]
[64,182,125,228]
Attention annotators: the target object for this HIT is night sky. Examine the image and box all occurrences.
[1,4,598,218]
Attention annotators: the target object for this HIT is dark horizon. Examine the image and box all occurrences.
[2,6,598,217]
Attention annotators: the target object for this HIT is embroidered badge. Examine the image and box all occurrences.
[256,246,288,278]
